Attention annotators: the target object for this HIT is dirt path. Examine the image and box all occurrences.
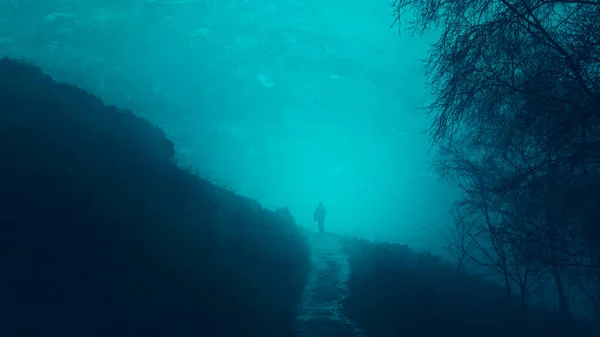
[295,233,369,337]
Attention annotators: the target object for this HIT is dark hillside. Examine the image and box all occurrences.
[0,57,310,337]
[340,236,594,337]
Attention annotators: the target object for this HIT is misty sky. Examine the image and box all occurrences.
[0,0,456,252]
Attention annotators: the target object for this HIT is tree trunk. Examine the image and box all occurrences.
[551,266,570,316]
[503,270,511,300]
[546,160,572,323]
[520,286,527,310]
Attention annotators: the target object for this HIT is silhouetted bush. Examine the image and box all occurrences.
[0,57,310,337]
[339,236,594,337]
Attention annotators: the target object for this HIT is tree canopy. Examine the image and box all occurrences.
[393,0,600,327]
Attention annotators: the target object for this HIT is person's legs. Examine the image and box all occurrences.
[318,221,324,235]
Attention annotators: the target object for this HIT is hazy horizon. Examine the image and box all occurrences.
[0,0,456,253]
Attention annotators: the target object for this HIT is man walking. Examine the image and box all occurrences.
[313,202,327,235]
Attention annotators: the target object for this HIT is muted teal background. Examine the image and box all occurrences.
[0,0,455,251]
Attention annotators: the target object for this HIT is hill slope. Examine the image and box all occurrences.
[0,57,310,337]
[339,235,595,337]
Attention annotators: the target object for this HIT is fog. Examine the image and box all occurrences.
[0,0,457,251]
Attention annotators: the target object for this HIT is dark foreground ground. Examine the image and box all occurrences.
[0,58,594,337]
[0,57,310,337]
[340,236,595,337]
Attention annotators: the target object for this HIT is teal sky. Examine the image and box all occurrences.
[0,0,455,252]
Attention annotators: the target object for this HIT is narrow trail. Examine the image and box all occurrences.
[295,233,369,337]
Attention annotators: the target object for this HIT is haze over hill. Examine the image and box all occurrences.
[0,0,454,250]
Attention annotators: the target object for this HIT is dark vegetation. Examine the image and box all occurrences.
[387,0,600,334]
[0,57,310,337]
[340,236,595,337]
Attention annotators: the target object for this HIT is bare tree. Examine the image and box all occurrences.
[443,210,476,271]
[436,139,550,305]
[392,0,600,146]
[394,0,600,322]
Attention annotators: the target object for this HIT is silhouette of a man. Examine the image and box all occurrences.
[313,202,327,235]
